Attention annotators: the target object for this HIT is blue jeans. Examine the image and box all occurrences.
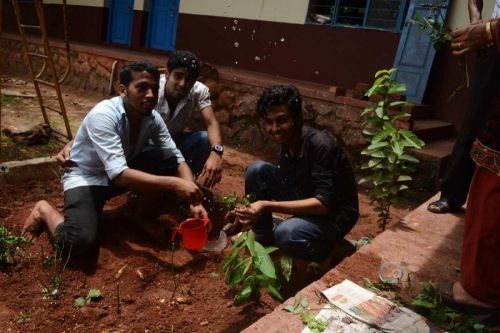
[173,131,210,176]
[245,161,341,261]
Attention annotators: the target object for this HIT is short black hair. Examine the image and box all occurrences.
[256,85,302,121]
[167,50,201,80]
[120,61,160,87]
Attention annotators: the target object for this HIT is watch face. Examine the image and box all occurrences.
[213,145,224,153]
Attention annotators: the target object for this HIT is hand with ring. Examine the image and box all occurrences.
[450,20,492,56]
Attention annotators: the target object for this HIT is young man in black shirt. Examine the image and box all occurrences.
[233,85,359,262]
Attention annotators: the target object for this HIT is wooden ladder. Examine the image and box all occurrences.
[11,0,72,140]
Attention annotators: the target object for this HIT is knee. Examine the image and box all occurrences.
[195,131,209,148]
[273,222,297,250]
[56,226,98,255]
[245,161,272,183]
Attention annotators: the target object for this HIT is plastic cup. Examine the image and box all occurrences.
[171,218,209,250]
[379,261,404,284]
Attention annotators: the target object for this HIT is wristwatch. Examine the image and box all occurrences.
[211,144,224,155]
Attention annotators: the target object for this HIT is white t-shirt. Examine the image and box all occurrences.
[155,74,212,136]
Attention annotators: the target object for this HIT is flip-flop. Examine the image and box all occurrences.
[435,281,499,318]
[427,199,453,214]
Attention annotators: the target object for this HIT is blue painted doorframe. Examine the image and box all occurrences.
[146,0,180,51]
[393,0,450,103]
[108,0,134,45]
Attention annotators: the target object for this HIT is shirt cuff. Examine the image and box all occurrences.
[105,157,128,180]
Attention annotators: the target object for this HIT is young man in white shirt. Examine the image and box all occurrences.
[157,50,223,188]
[23,61,206,255]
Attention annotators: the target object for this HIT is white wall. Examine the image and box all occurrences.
[179,0,309,24]
[447,0,495,30]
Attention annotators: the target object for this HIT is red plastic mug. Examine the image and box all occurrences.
[171,218,209,250]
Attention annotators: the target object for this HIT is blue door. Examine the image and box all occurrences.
[147,0,179,51]
[393,0,450,103]
[108,0,134,45]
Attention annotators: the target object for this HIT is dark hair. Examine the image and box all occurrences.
[120,61,160,87]
[167,50,201,80]
[256,85,302,121]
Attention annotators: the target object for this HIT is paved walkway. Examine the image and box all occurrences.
[244,193,465,332]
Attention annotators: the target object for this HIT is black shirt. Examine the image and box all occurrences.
[277,126,359,236]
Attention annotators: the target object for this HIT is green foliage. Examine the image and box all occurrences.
[283,296,328,333]
[222,231,292,305]
[40,237,71,299]
[0,225,29,267]
[222,193,252,211]
[360,68,424,230]
[406,14,470,101]
[73,288,103,308]
[406,15,451,50]
[411,282,491,333]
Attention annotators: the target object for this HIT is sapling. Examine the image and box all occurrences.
[359,68,425,230]
[223,231,292,305]
[0,225,29,268]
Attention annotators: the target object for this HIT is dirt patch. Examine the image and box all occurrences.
[0,75,423,332]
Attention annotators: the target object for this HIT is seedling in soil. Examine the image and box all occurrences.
[73,288,103,308]
[39,239,72,299]
[17,311,31,324]
[410,282,492,333]
[0,225,29,269]
[223,231,292,305]
[283,296,328,333]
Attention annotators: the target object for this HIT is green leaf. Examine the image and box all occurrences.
[368,151,385,158]
[246,231,256,257]
[375,106,384,118]
[234,285,253,306]
[362,128,377,136]
[280,255,293,281]
[73,297,86,308]
[371,129,389,144]
[87,288,102,301]
[265,246,279,254]
[388,83,406,94]
[368,158,382,168]
[389,101,410,108]
[375,69,391,78]
[387,153,397,164]
[228,262,246,289]
[254,241,276,279]
[392,140,403,155]
[367,141,388,150]
[267,284,283,301]
[399,185,409,191]
[399,130,425,148]
[397,175,412,182]
[399,154,420,163]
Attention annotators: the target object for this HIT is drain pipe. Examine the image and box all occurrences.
[108,60,118,96]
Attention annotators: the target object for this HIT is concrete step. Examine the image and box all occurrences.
[413,119,454,142]
[403,104,432,120]
[411,138,456,177]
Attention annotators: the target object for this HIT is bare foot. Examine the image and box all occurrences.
[453,281,497,309]
[22,201,47,242]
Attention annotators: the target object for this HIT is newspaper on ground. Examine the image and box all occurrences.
[300,279,434,333]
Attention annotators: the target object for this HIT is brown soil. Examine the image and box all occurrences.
[0,75,421,332]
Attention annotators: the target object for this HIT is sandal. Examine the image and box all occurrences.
[427,199,455,214]
[435,282,499,317]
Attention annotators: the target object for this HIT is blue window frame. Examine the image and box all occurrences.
[307,0,409,32]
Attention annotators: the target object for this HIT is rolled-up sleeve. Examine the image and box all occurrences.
[195,83,212,111]
[86,109,128,180]
[151,114,185,164]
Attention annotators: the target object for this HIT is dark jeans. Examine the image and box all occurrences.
[245,161,341,262]
[55,150,178,254]
[440,48,500,208]
[173,131,210,176]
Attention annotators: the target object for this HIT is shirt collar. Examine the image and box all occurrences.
[281,125,311,159]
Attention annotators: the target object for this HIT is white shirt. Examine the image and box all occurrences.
[62,96,184,191]
[155,75,212,136]
[493,0,500,19]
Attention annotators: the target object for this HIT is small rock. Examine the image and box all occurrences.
[176,296,191,304]
[226,302,233,307]
[200,321,209,326]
